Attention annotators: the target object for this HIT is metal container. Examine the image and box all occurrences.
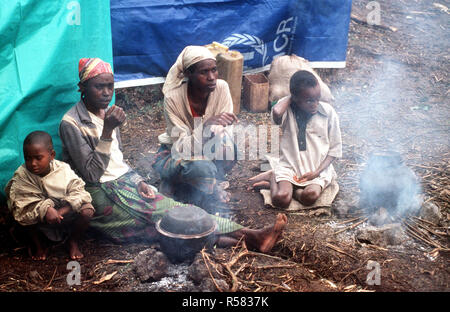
[155,205,217,263]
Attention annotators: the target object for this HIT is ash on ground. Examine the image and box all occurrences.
[129,248,228,292]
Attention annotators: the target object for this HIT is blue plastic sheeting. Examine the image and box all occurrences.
[110,0,352,83]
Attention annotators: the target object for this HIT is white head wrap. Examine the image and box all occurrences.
[162,45,216,95]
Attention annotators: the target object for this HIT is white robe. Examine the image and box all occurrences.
[268,98,342,189]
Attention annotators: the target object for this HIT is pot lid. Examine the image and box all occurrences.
[157,205,216,236]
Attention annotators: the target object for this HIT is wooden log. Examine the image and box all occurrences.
[216,51,244,115]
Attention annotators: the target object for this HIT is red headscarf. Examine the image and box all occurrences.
[78,58,113,84]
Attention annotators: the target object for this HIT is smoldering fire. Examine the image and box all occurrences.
[359,151,422,219]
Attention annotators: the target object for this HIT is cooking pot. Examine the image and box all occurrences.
[155,205,217,263]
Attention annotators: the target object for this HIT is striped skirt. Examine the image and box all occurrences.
[86,172,243,243]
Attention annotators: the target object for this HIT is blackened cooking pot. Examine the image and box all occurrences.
[155,205,217,263]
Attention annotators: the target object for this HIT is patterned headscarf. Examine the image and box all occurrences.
[162,46,216,95]
[78,58,113,84]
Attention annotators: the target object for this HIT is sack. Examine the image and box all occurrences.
[268,54,334,103]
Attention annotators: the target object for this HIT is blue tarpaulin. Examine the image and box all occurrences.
[111,0,352,87]
[0,0,351,196]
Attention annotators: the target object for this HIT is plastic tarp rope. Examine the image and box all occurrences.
[0,0,114,196]
[111,0,352,87]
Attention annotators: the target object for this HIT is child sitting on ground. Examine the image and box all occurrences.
[249,70,342,207]
[5,131,94,260]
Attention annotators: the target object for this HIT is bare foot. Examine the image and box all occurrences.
[216,236,239,248]
[68,240,84,260]
[247,170,273,190]
[248,170,272,183]
[259,213,288,253]
[248,180,270,191]
[29,246,48,261]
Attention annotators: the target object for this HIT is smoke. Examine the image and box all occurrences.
[335,1,449,151]
[333,1,450,220]
[359,151,422,217]
[337,58,424,218]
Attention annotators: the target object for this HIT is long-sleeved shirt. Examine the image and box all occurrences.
[5,160,92,226]
[158,79,234,159]
[268,98,342,189]
[59,101,143,186]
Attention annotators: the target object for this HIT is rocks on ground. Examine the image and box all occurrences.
[132,248,229,292]
[356,223,409,247]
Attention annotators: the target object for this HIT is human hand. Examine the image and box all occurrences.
[103,105,126,132]
[204,112,238,127]
[80,203,95,218]
[45,206,63,224]
[294,171,319,183]
[58,203,72,217]
[137,182,156,201]
[272,96,291,125]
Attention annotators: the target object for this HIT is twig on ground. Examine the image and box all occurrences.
[339,267,364,283]
[334,218,368,235]
[222,241,249,292]
[253,264,297,270]
[246,251,299,265]
[43,266,58,290]
[254,280,292,291]
[411,216,439,228]
[403,221,445,249]
[325,243,358,261]
[105,259,134,265]
[408,217,447,239]
[200,248,224,292]
[362,243,388,252]
[337,217,362,225]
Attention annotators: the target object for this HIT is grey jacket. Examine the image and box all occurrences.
[59,101,143,186]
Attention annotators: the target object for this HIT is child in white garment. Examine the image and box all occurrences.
[249,70,342,208]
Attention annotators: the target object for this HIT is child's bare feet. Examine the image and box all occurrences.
[248,170,273,190]
[68,239,84,260]
[248,181,270,191]
[27,227,49,261]
[28,246,48,261]
[258,213,288,253]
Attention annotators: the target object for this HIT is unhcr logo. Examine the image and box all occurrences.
[222,33,268,68]
[221,16,297,69]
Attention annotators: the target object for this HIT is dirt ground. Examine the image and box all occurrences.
[0,0,448,293]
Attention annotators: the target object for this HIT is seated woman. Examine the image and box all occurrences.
[153,46,238,211]
[59,57,287,252]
